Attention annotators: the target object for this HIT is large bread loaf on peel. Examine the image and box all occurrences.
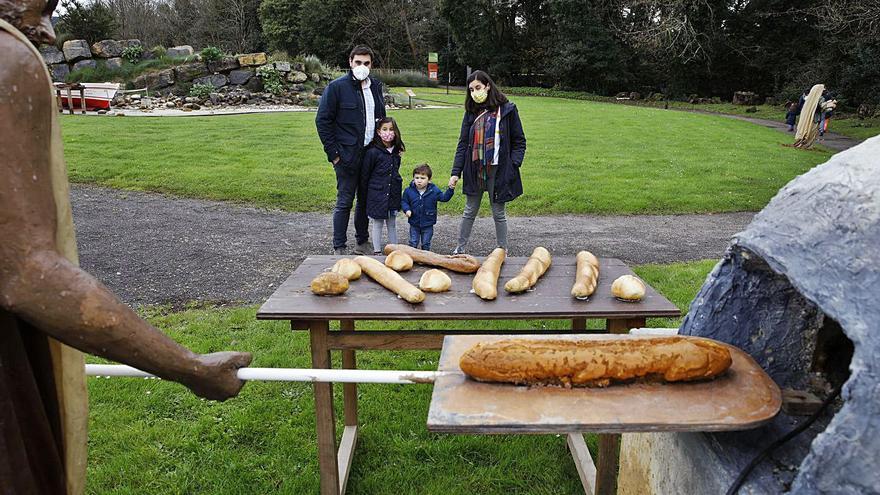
[459,336,732,387]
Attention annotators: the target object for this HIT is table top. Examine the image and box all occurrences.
[427,334,782,434]
[257,255,681,321]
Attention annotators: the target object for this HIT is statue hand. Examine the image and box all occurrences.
[187,351,253,401]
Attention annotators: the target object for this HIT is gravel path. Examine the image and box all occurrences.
[71,184,753,306]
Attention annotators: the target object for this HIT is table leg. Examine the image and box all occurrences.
[308,320,340,495]
[79,88,87,114]
[66,87,74,115]
[338,320,358,494]
[596,317,646,495]
[572,318,587,331]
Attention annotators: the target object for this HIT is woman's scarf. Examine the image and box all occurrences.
[471,107,501,190]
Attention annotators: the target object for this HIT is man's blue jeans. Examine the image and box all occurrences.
[409,225,434,251]
[332,150,369,250]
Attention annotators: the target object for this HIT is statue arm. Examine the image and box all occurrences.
[0,36,250,400]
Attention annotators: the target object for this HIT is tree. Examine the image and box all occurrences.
[259,0,302,55]
[56,0,118,44]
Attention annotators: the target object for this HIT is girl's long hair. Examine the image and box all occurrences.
[464,70,509,114]
[371,117,405,153]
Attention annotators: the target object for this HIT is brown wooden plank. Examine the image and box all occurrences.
[337,425,358,495]
[309,320,340,495]
[572,318,587,331]
[606,317,647,334]
[258,257,680,320]
[568,433,597,495]
[596,434,620,495]
[326,329,600,351]
[340,320,358,427]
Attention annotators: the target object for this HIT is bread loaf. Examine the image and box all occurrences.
[419,269,451,292]
[383,244,480,273]
[504,247,551,293]
[385,250,414,271]
[611,275,646,302]
[571,251,599,298]
[460,336,732,387]
[331,258,362,280]
[472,248,506,300]
[354,256,425,303]
[310,272,349,295]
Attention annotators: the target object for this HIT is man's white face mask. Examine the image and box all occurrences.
[352,65,370,81]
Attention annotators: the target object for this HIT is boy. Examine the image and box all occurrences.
[402,164,455,251]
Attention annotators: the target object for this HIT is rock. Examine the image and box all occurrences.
[745,106,758,113]
[174,62,207,82]
[40,45,64,64]
[764,97,777,106]
[310,72,320,83]
[165,101,176,108]
[91,39,123,58]
[289,84,305,92]
[133,69,175,90]
[237,52,267,66]
[49,63,69,82]
[293,62,305,72]
[97,109,108,114]
[732,91,760,105]
[130,94,141,101]
[207,56,240,73]
[62,40,91,62]
[167,45,194,58]
[629,91,641,100]
[245,76,264,92]
[72,59,97,71]
[313,86,325,96]
[209,93,223,105]
[185,96,200,103]
[228,69,253,85]
[857,104,875,120]
[272,61,291,72]
[287,71,308,83]
[120,39,142,50]
[181,106,193,112]
[193,74,228,88]
[190,103,201,110]
[104,57,124,70]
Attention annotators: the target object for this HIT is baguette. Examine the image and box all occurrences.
[419,269,451,292]
[385,250,414,271]
[571,251,600,298]
[460,336,732,387]
[383,244,480,273]
[310,272,349,295]
[354,256,425,303]
[472,248,506,300]
[504,247,551,293]
[331,258,362,280]
[611,275,646,302]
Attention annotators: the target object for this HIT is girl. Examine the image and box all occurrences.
[361,117,405,254]
[449,70,527,254]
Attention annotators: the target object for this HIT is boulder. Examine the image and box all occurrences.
[167,45,194,58]
[629,91,641,100]
[287,71,308,83]
[49,63,69,82]
[310,72,320,83]
[732,91,760,105]
[72,59,97,71]
[40,45,64,64]
[133,69,175,90]
[745,106,758,113]
[857,104,875,120]
[272,61,291,72]
[207,56,240,73]
[228,69,253,86]
[237,52,267,66]
[104,57,124,70]
[289,83,305,92]
[120,39,142,50]
[193,74,228,89]
[293,62,305,72]
[244,76,264,92]
[175,62,208,82]
[91,39,123,58]
[62,40,91,62]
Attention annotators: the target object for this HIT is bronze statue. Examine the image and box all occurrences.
[0,1,252,493]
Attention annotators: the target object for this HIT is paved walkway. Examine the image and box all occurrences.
[711,113,859,152]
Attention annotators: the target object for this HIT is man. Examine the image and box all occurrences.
[0,1,251,493]
[316,45,386,255]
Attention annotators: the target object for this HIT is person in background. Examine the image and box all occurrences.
[786,100,799,132]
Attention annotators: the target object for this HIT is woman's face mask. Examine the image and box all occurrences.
[471,87,488,104]
[379,130,396,143]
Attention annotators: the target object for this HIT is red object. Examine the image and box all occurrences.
[54,82,119,110]
[427,62,439,80]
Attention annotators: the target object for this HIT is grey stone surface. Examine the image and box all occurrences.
[272,61,291,72]
[62,39,91,62]
[120,39,142,49]
[167,45,194,58]
[133,69,175,89]
[174,62,207,82]
[244,76,264,92]
[104,57,124,70]
[49,63,69,82]
[287,70,307,83]
[40,45,64,64]
[72,59,97,71]
[310,72,320,83]
[228,69,253,85]
[91,39,123,58]
[207,56,240,73]
[194,74,228,89]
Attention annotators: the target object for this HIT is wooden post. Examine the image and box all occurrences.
[572,318,587,331]
[340,320,358,426]
[308,320,339,495]
[78,86,86,114]
[65,87,74,115]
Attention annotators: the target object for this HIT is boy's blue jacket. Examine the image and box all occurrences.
[401,181,454,228]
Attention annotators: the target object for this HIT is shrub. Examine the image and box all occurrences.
[268,51,291,63]
[121,45,143,64]
[151,46,167,58]
[189,83,214,99]
[200,46,224,63]
[372,70,438,88]
[55,0,117,44]
[256,65,285,95]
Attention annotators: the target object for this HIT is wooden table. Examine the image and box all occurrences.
[257,255,681,495]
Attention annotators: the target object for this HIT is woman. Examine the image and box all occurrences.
[449,70,527,254]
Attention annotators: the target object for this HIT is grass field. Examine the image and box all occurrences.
[85,259,716,494]
[60,88,832,216]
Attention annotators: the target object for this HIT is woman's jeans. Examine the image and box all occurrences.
[456,185,508,252]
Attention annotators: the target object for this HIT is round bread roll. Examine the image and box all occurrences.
[311,272,349,295]
[385,250,414,271]
[419,269,452,292]
[331,258,361,280]
[611,275,646,302]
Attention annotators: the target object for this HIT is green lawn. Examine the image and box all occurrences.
[85,259,716,494]
[61,90,832,216]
